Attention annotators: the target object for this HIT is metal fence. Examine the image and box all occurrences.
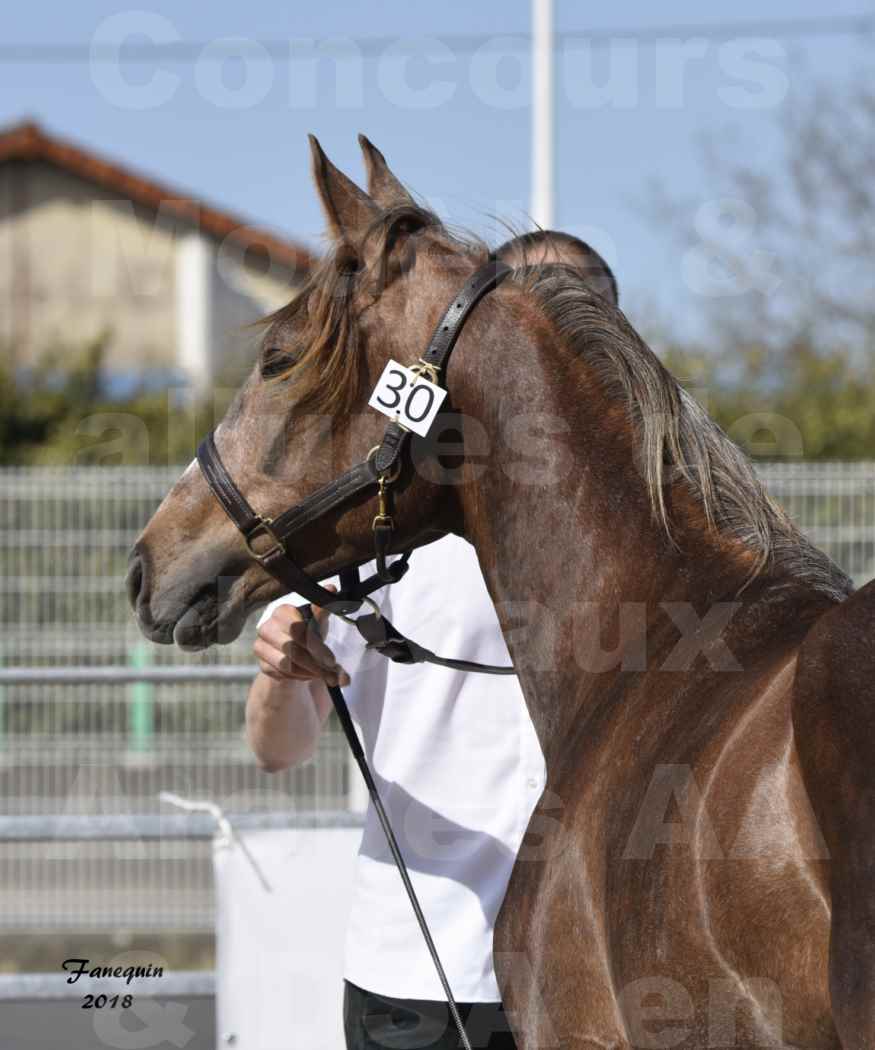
[0,467,357,935]
[0,463,874,936]
[0,678,352,933]
[758,462,875,584]
[0,467,352,815]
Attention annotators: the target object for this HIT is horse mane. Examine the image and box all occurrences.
[515,264,853,602]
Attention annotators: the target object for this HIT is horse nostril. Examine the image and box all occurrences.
[125,552,144,610]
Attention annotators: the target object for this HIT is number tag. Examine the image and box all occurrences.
[368,360,447,437]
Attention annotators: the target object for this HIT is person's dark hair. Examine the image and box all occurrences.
[494,229,619,305]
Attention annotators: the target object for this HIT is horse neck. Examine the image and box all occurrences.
[454,309,755,762]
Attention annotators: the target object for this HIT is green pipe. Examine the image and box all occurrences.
[128,642,154,751]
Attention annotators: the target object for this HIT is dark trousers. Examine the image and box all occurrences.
[343,979,518,1050]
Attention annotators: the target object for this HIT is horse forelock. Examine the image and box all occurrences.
[254,202,483,421]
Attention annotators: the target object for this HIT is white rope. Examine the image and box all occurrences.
[159,791,272,893]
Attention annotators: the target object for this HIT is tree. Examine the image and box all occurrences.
[0,338,215,467]
[648,74,875,460]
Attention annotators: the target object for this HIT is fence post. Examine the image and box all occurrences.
[128,642,154,753]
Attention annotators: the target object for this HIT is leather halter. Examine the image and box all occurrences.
[196,258,513,619]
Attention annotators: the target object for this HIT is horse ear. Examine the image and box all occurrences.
[358,134,415,209]
[308,134,378,241]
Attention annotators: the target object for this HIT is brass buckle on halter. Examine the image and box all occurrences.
[244,516,284,561]
[366,445,401,551]
[372,474,394,532]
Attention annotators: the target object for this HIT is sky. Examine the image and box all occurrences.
[2,0,873,341]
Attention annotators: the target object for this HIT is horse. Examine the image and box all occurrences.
[128,135,875,1049]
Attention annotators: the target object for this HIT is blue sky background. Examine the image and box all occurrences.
[2,0,872,341]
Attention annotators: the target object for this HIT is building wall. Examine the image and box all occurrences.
[0,160,304,381]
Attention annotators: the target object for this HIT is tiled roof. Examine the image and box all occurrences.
[0,120,316,275]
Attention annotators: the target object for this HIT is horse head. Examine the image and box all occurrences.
[127,135,617,650]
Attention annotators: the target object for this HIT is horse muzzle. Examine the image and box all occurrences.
[125,544,249,650]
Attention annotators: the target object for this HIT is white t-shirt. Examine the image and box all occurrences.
[258,534,545,1002]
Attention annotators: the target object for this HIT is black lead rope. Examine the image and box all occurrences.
[328,680,474,1050]
[333,564,515,675]
[352,611,516,675]
[301,602,474,1050]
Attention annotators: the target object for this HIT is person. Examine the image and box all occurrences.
[248,535,541,1050]
[246,233,618,1050]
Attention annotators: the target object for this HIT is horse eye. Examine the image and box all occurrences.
[260,347,295,379]
[335,247,362,275]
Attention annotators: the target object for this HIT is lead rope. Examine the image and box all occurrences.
[325,682,473,1050]
[301,605,473,1050]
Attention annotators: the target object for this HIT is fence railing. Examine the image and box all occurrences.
[1,463,874,935]
[0,811,362,1020]
[0,669,352,818]
[0,662,356,933]
[755,462,875,583]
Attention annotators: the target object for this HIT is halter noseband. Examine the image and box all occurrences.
[196,259,512,616]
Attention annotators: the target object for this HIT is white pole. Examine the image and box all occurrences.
[175,231,213,399]
[531,0,555,229]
